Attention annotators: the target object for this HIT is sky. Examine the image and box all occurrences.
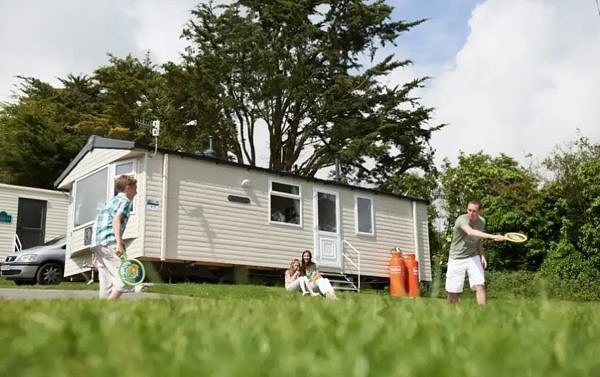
[1,0,599,169]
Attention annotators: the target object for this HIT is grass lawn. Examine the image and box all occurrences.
[1,281,599,377]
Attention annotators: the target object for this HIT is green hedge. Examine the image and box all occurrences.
[422,270,600,302]
[486,271,600,301]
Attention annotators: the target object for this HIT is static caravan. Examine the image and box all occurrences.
[55,136,432,284]
[0,183,69,259]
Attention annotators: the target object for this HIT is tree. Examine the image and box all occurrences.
[91,54,165,142]
[0,1,442,189]
[539,137,600,282]
[0,55,164,188]
[385,169,440,214]
[0,77,89,188]
[164,0,441,185]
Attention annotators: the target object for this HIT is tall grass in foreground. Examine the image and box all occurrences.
[1,285,599,377]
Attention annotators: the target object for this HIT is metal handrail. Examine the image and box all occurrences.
[342,239,361,292]
[14,234,22,252]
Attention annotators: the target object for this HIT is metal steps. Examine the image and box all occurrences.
[320,271,359,292]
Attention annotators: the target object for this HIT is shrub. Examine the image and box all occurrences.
[486,270,600,301]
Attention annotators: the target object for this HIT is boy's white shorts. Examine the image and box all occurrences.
[445,255,485,293]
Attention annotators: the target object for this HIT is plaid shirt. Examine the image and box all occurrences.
[91,192,132,247]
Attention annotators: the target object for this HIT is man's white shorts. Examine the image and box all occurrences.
[445,255,485,293]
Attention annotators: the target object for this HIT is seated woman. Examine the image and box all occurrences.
[284,259,319,296]
[300,250,337,300]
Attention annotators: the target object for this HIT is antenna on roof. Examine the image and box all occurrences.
[150,120,160,156]
[204,136,217,158]
[135,119,160,157]
[334,153,342,182]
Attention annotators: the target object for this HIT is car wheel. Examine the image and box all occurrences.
[36,263,63,285]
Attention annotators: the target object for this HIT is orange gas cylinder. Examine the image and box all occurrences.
[389,248,407,297]
[404,253,420,297]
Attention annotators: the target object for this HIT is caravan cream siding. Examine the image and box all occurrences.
[0,184,68,260]
[162,156,314,267]
[142,153,166,259]
[59,146,431,280]
[57,149,135,190]
[62,150,145,277]
[414,202,432,281]
[154,154,427,278]
[339,193,416,278]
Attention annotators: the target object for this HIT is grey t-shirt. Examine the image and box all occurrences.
[449,214,486,259]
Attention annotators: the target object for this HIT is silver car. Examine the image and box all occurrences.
[1,236,66,285]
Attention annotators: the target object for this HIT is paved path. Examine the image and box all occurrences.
[0,287,182,300]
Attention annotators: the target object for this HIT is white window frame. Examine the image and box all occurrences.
[355,195,375,236]
[73,167,110,230]
[268,178,302,228]
[114,159,136,179]
[72,159,137,231]
[112,159,137,214]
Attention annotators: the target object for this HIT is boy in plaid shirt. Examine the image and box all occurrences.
[91,175,137,299]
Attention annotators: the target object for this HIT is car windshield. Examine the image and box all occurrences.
[42,236,66,246]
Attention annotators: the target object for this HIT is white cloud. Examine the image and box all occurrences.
[129,0,197,63]
[0,0,196,103]
[423,0,600,166]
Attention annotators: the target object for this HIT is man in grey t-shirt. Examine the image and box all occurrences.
[445,200,505,305]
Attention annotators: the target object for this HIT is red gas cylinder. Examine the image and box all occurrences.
[389,248,407,297]
[404,253,420,297]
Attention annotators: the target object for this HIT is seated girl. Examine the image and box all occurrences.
[284,259,319,296]
[300,250,337,300]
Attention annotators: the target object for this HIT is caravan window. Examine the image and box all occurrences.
[269,180,301,226]
[114,160,136,212]
[73,160,137,229]
[74,168,109,227]
[355,196,374,235]
[115,161,134,177]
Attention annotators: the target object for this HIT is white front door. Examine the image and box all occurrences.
[313,189,341,269]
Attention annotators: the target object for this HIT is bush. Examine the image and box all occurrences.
[486,270,600,301]
[425,269,600,302]
[486,270,540,299]
[534,272,600,301]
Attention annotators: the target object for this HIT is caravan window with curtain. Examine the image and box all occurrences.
[269,180,302,226]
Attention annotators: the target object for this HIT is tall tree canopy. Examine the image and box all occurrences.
[91,53,165,141]
[1,0,440,189]
[0,55,162,188]
[0,77,90,188]
[539,137,600,282]
[163,0,441,185]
